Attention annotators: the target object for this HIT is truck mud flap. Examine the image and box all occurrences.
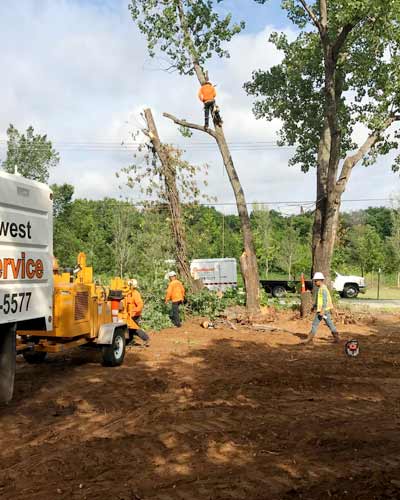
[0,323,16,405]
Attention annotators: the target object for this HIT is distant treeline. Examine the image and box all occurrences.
[52,184,400,280]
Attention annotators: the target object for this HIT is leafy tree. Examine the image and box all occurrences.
[246,0,400,282]
[129,0,261,313]
[387,200,400,286]
[112,202,136,278]
[350,225,385,275]
[119,108,209,288]
[276,220,303,279]
[51,183,74,218]
[364,207,394,240]
[252,205,278,277]
[2,124,59,183]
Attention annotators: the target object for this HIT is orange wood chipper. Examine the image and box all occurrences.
[17,252,132,366]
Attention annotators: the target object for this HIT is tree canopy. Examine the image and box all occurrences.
[2,124,59,183]
[246,0,400,173]
[129,0,244,76]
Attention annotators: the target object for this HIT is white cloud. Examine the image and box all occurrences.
[0,0,398,213]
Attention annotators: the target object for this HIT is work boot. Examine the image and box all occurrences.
[332,332,340,344]
[301,333,315,345]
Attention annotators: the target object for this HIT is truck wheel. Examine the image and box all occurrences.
[102,329,126,367]
[343,285,359,299]
[23,350,47,364]
[0,323,16,405]
[272,285,287,298]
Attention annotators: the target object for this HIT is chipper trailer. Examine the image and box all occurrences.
[0,171,129,404]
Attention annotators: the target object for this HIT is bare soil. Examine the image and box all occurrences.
[1,312,400,500]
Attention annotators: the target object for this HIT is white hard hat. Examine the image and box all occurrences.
[313,272,325,280]
[168,271,177,278]
[128,278,138,288]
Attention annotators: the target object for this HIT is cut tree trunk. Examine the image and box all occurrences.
[214,126,260,313]
[143,108,202,292]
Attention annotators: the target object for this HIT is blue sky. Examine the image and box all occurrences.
[0,0,398,213]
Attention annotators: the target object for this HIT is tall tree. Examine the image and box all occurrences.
[350,224,384,276]
[246,0,400,283]
[112,202,135,278]
[2,124,59,183]
[129,0,261,313]
[252,204,277,278]
[143,108,202,290]
[119,109,209,289]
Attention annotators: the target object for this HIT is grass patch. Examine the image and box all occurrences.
[362,286,400,300]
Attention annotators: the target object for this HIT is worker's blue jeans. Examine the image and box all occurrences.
[311,312,337,335]
[131,316,149,343]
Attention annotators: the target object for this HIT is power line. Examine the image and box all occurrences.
[121,197,392,208]
[0,140,295,153]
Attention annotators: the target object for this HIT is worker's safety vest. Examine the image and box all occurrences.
[317,284,333,312]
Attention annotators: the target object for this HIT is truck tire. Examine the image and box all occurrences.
[0,323,16,405]
[272,285,287,298]
[342,284,359,299]
[23,350,47,364]
[102,329,126,367]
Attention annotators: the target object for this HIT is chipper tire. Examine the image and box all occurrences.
[102,329,126,367]
[23,350,48,364]
[0,323,16,405]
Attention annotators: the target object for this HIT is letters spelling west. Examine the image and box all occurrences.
[0,220,32,239]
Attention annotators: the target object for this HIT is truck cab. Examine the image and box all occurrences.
[333,273,367,299]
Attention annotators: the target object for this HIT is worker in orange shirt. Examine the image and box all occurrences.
[165,271,185,327]
[126,279,150,347]
[198,80,222,128]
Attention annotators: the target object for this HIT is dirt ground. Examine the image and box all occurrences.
[1,312,400,500]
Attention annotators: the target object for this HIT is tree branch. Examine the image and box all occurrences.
[298,0,323,33]
[336,116,397,193]
[332,22,359,60]
[163,112,217,138]
[320,0,328,29]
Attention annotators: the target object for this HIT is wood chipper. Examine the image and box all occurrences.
[17,252,129,367]
[0,172,134,404]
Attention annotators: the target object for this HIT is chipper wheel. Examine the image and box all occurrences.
[0,323,16,405]
[102,328,126,367]
[23,350,48,364]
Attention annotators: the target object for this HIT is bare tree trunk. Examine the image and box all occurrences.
[213,127,260,313]
[143,108,202,291]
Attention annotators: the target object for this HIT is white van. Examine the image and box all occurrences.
[190,258,237,292]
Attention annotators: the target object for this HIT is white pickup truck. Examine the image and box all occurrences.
[333,273,367,299]
[0,171,53,404]
[261,272,366,299]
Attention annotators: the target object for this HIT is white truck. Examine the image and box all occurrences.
[333,273,366,299]
[190,258,237,292]
[0,171,53,404]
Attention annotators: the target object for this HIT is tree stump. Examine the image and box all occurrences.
[300,291,313,318]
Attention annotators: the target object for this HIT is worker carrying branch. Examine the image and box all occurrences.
[126,279,150,347]
[302,272,340,345]
[198,80,222,128]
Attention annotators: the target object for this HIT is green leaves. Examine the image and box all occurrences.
[129,0,244,75]
[246,0,400,173]
[2,124,59,183]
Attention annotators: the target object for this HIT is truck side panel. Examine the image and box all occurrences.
[0,172,53,330]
